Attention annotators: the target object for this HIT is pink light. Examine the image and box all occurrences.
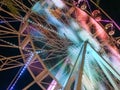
[75,7,108,40]
[47,80,57,90]
[75,7,90,31]
[75,7,120,64]
[90,18,107,39]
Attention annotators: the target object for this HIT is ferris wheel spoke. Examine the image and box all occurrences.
[0,35,18,38]
[0,55,24,71]
[0,45,19,48]
[0,25,18,33]
[0,0,120,89]
[43,53,68,62]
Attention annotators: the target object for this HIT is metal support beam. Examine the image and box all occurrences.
[63,42,84,90]
[74,41,88,90]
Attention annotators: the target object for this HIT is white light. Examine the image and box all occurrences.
[52,0,65,8]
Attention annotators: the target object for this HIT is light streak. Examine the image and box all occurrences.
[47,80,57,90]
[0,20,19,23]
[8,52,34,90]
[30,1,120,89]
[88,44,120,81]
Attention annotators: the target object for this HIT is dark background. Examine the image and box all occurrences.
[99,0,120,25]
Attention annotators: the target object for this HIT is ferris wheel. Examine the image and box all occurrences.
[0,0,120,90]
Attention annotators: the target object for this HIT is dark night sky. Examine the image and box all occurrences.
[99,0,120,25]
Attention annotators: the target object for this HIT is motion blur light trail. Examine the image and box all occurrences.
[0,0,120,90]
[9,53,34,90]
[31,1,120,89]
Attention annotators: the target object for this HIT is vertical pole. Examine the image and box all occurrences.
[63,43,84,90]
[74,41,88,90]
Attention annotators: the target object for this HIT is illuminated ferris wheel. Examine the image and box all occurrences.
[0,0,120,90]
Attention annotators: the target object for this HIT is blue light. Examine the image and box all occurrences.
[0,20,19,23]
[32,2,45,15]
[9,52,34,90]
